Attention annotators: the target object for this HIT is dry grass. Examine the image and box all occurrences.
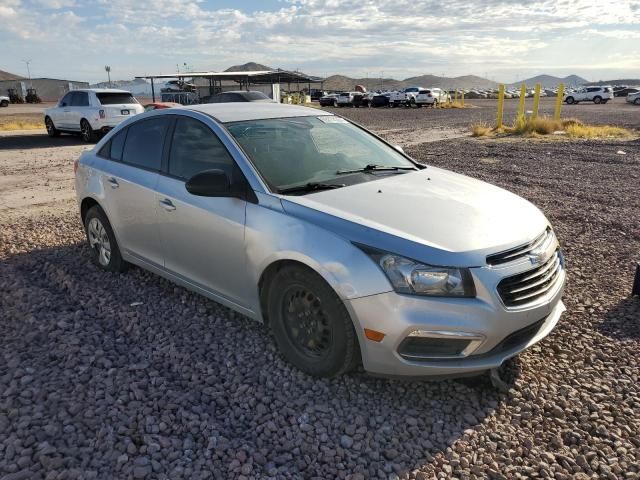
[439,101,468,109]
[0,119,45,131]
[471,116,633,140]
[471,122,492,137]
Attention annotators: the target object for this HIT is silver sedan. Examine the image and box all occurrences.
[74,103,566,378]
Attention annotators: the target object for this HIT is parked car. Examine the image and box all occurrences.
[370,92,390,107]
[336,92,354,107]
[0,95,9,107]
[319,93,339,107]
[161,80,196,93]
[75,102,566,378]
[44,89,144,142]
[415,88,449,107]
[201,91,273,104]
[627,91,640,105]
[616,87,640,97]
[310,89,328,101]
[144,102,181,111]
[564,86,613,104]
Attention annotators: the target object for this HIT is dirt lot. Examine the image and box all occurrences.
[1,103,639,479]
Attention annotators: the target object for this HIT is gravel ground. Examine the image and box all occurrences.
[1,117,639,479]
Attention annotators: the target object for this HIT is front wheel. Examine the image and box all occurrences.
[565,96,575,105]
[84,205,127,273]
[267,265,360,377]
[80,119,98,143]
[45,117,60,137]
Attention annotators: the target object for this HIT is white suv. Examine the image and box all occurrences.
[44,89,144,142]
[626,91,640,105]
[564,86,613,105]
[0,95,9,107]
[415,88,449,107]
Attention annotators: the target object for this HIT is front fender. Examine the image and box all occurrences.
[245,200,393,316]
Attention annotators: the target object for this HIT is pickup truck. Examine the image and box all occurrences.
[0,95,9,107]
[44,89,144,142]
[389,86,423,107]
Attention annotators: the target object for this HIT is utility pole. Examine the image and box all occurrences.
[105,66,111,88]
[23,59,32,88]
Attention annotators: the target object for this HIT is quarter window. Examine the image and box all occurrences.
[168,117,235,180]
[121,118,169,170]
[97,128,127,161]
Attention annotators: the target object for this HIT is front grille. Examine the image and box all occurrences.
[497,250,562,307]
[487,227,553,266]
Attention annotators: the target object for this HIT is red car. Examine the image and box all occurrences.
[143,102,181,111]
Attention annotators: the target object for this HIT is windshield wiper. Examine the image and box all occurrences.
[277,182,346,195]
[336,164,417,175]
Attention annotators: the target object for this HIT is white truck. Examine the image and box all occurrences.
[389,86,423,107]
[0,95,9,107]
[44,89,144,142]
[564,86,613,104]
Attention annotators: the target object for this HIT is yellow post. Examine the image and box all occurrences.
[460,91,465,107]
[454,90,458,104]
[496,84,505,129]
[517,83,526,120]
[532,83,541,119]
[554,83,565,120]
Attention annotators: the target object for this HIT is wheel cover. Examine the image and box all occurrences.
[87,217,111,266]
[282,285,332,359]
[81,121,90,140]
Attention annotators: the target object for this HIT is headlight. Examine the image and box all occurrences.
[362,248,475,297]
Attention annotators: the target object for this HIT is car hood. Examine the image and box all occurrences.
[280,168,548,267]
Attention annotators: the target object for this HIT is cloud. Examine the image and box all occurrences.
[1,0,639,82]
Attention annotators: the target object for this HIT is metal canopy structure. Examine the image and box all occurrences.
[135,69,324,102]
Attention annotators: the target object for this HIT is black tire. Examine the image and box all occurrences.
[593,96,602,104]
[409,97,416,108]
[45,116,60,137]
[267,265,359,377]
[80,119,98,143]
[635,98,640,105]
[84,205,127,273]
[0,100,8,107]
[565,96,575,105]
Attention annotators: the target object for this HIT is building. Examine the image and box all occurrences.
[0,78,89,102]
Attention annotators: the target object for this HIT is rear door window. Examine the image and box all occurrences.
[59,92,72,107]
[121,118,169,170]
[71,91,89,107]
[168,117,235,180]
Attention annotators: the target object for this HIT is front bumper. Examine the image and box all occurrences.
[345,266,566,378]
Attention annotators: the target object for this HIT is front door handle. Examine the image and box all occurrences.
[159,198,176,211]
[107,177,119,189]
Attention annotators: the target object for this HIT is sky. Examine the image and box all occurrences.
[1,0,639,84]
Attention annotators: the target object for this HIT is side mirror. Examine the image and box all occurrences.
[393,145,405,154]
[185,169,231,197]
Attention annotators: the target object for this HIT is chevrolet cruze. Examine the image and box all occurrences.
[75,103,566,378]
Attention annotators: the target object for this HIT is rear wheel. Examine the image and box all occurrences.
[0,99,8,107]
[593,96,602,104]
[45,116,60,137]
[84,205,127,273]
[80,119,98,143]
[267,265,359,377]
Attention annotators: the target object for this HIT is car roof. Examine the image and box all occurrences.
[184,103,333,123]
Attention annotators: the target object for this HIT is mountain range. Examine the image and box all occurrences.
[508,74,589,88]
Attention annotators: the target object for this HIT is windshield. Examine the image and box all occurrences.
[96,92,138,105]
[226,116,417,192]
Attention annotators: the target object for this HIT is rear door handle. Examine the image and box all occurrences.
[159,198,176,211]
[107,177,119,189]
